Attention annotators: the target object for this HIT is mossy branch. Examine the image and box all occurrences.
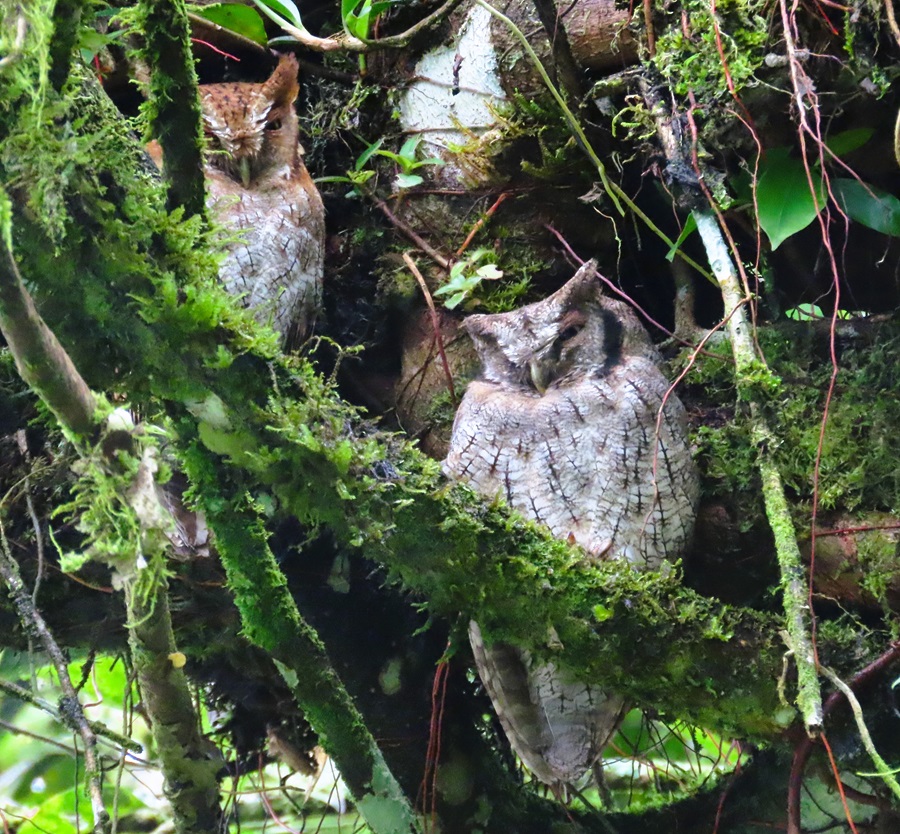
[178,450,421,834]
[0,214,97,438]
[693,209,823,735]
[126,580,223,834]
[133,0,206,218]
[0,220,223,830]
[636,75,823,736]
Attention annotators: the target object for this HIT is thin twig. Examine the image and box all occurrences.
[885,0,900,50]
[0,521,111,834]
[787,642,900,834]
[819,666,900,801]
[373,197,451,270]
[456,192,509,258]
[402,252,457,409]
[0,678,142,753]
[15,430,44,604]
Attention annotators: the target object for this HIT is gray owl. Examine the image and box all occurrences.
[443,260,699,787]
[199,54,325,341]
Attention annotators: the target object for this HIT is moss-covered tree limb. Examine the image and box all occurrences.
[637,77,823,736]
[175,462,421,832]
[0,55,814,747]
[132,0,206,218]
[126,580,222,834]
[693,209,823,735]
[0,209,97,437]
[0,222,223,830]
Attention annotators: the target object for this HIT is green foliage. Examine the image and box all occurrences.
[319,135,444,195]
[433,249,503,309]
[652,0,768,101]
[251,0,307,36]
[373,135,444,190]
[832,178,900,236]
[341,0,394,41]
[0,653,153,828]
[191,4,268,45]
[735,134,900,250]
[755,148,825,250]
[692,328,900,515]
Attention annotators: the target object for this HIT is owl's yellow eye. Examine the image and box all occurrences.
[265,118,283,131]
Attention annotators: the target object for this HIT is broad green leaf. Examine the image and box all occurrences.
[832,177,900,237]
[825,128,874,158]
[195,4,268,44]
[252,0,302,27]
[756,148,825,250]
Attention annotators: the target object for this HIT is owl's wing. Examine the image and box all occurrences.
[469,621,625,787]
[582,359,699,568]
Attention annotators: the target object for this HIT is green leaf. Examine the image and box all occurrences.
[252,0,302,27]
[666,213,697,262]
[354,137,384,171]
[832,178,900,237]
[441,291,467,309]
[394,172,423,189]
[825,128,874,158]
[756,148,825,250]
[398,134,422,161]
[785,303,823,321]
[194,4,268,44]
[475,264,503,280]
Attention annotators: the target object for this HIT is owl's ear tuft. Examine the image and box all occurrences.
[552,259,599,308]
[264,54,300,108]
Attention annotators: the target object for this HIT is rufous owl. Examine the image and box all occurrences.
[443,260,699,788]
[199,54,325,342]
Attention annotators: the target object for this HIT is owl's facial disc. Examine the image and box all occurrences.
[527,309,589,393]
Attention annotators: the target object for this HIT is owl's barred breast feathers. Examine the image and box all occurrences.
[443,260,699,787]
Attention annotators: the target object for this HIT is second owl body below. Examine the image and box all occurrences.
[199,55,325,341]
[444,261,699,787]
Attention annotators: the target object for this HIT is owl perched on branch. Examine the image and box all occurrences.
[443,260,699,787]
[199,54,325,342]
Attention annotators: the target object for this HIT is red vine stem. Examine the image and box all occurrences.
[402,252,458,409]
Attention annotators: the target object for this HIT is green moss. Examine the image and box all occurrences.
[688,326,900,515]
[652,0,769,102]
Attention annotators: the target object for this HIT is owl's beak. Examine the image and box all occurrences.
[529,359,549,394]
[239,157,252,188]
